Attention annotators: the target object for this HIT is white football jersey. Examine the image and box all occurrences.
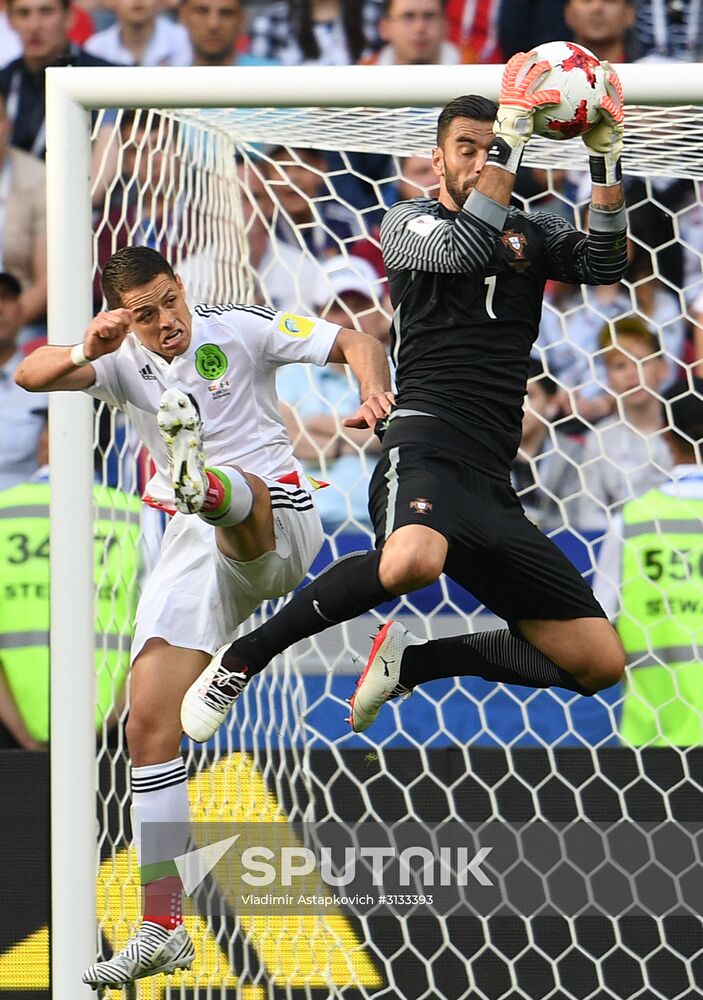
[86,303,340,505]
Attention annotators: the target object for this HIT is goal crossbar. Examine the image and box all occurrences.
[45,62,703,109]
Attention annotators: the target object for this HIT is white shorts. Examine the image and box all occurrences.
[132,479,324,660]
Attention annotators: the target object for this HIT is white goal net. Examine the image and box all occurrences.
[44,66,703,1000]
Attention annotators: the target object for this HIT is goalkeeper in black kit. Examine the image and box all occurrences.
[181,51,629,740]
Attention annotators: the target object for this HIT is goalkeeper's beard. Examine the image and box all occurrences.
[445,176,473,211]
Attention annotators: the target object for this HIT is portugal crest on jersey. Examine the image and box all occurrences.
[409,497,433,514]
[501,230,528,260]
[500,230,531,272]
[195,343,228,380]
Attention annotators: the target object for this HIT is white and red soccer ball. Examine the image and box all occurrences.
[526,41,610,141]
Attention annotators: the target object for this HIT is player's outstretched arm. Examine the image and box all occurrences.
[326,327,394,430]
[15,308,131,393]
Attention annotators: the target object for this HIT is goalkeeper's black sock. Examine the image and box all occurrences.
[222,551,395,676]
[399,629,593,696]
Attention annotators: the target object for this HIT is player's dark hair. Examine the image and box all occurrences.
[101,247,175,309]
[437,95,498,144]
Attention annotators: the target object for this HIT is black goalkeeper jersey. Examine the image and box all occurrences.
[380,196,628,478]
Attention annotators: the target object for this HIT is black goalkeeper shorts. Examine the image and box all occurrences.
[368,417,606,630]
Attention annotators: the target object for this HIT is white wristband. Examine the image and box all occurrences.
[70,343,90,368]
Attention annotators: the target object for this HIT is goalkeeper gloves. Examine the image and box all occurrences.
[584,62,625,186]
[489,51,561,174]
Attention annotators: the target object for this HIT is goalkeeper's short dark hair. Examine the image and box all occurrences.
[437,95,498,144]
[101,247,176,309]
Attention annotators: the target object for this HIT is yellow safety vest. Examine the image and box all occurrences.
[618,488,703,746]
[0,482,141,741]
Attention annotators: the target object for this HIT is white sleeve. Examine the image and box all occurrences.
[83,351,126,411]
[261,310,341,367]
[592,513,623,621]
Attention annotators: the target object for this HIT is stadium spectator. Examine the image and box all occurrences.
[578,317,673,533]
[84,0,192,65]
[0,86,47,330]
[0,0,21,63]
[0,424,140,749]
[593,378,703,745]
[397,154,438,201]
[512,359,584,535]
[277,253,390,528]
[220,156,323,311]
[0,0,96,61]
[362,0,463,64]
[498,0,569,59]
[537,237,686,422]
[445,0,501,62]
[181,156,346,311]
[0,271,46,489]
[263,145,360,257]
[632,0,703,61]
[564,0,636,62]
[0,0,112,158]
[249,0,384,64]
[352,154,439,277]
[181,0,276,65]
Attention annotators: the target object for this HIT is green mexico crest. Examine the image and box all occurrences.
[195,343,228,380]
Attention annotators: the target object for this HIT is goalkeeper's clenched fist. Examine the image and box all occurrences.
[584,62,625,186]
[488,51,562,174]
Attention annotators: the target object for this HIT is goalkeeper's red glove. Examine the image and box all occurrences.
[489,51,562,174]
[584,62,624,185]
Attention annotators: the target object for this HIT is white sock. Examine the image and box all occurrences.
[199,466,254,528]
[130,757,190,878]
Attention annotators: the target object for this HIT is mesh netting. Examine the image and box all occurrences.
[164,105,703,179]
[80,105,703,999]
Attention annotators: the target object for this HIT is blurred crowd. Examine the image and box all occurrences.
[1,0,703,747]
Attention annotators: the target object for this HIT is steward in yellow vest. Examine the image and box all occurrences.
[618,488,703,745]
[0,477,141,742]
[594,379,703,746]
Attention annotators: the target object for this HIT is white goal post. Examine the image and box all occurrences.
[45,63,703,1000]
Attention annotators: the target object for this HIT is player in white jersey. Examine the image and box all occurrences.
[15,245,393,989]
